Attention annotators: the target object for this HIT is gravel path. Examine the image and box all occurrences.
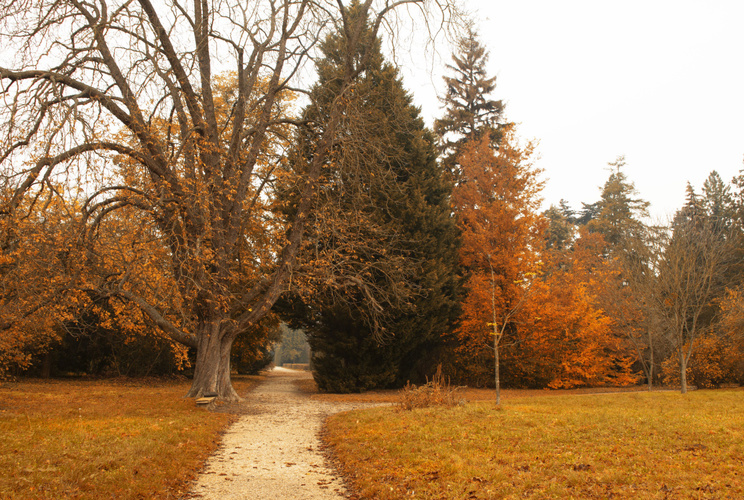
[189,368,381,499]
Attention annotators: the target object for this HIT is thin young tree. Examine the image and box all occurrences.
[452,126,544,394]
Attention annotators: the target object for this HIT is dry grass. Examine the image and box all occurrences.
[324,388,744,499]
[397,366,465,410]
[305,378,651,405]
[0,375,262,499]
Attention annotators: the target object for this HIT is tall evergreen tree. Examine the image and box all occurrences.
[673,183,708,234]
[579,158,654,388]
[434,28,506,178]
[587,156,650,258]
[288,3,460,392]
[701,171,734,231]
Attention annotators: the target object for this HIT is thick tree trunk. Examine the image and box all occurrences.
[217,336,238,400]
[680,347,688,394]
[186,321,239,401]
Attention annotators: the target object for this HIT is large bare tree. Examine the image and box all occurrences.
[651,218,735,393]
[0,0,455,399]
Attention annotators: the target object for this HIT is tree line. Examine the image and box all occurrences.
[1,1,742,397]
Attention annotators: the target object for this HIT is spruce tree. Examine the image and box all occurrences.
[587,156,650,258]
[675,183,705,228]
[701,171,734,232]
[674,173,739,304]
[434,28,506,178]
[289,2,460,392]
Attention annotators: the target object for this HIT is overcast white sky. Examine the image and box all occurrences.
[400,0,744,219]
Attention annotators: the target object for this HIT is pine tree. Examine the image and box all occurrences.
[289,2,460,392]
[587,156,650,258]
[701,171,734,231]
[434,28,505,178]
[579,158,654,388]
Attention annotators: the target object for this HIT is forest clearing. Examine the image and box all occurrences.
[1,0,744,498]
[1,370,742,499]
[326,388,744,499]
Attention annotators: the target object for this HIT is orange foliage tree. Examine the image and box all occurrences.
[490,229,637,390]
[0,185,195,378]
[450,126,544,395]
[0,193,75,376]
[535,230,638,388]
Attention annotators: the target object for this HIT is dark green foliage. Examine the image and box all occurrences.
[577,201,600,226]
[544,205,575,251]
[701,171,735,232]
[291,2,460,392]
[586,156,650,255]
[308,305,399,392]
[36,306,185,378]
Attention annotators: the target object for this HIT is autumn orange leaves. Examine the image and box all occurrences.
[447,129,637,393]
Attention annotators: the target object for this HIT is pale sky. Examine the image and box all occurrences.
[401,0,744,219]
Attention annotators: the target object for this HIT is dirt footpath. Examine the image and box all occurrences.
[189,368,381,500]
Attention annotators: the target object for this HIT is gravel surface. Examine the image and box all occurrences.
[189,368,382,499]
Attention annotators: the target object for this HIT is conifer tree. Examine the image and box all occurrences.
[288,3,460,392]
[587,156,650,256]
[434,28,505,178]
[701,171,735,232]
[576,158,654,387]
[544,205,575,252]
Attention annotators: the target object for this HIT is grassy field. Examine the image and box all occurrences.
[300,376,651,405]
[324,389,744,499]
[0,375,261,499]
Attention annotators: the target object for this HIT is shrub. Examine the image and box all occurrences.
[662,334,744,389]
[397,365,465,410]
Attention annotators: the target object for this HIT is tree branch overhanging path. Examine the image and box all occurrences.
[0,0,459,399]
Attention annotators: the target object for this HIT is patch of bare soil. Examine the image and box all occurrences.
[188,368,383,500]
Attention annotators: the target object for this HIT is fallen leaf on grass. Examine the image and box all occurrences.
[682,443,708,452]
